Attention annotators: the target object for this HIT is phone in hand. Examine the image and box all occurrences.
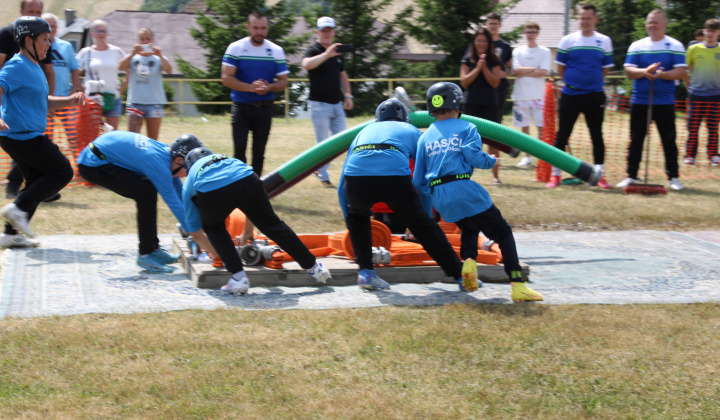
[142,44,153,53]
[335,44,354,53]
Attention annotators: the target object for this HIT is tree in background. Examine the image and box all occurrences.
[394,0,519,78]
[302,0,405,115]
[665,0,720,46]
[176,0,306,114]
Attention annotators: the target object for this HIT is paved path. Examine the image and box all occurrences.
[1,230,719,319]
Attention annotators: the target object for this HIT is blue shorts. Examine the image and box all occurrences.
[126,103,164,119]
[102,97,123,118]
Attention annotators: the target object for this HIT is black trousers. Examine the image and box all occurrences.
[0,135,73,235]
[627,103,679,180]
[79,163,160,255]
[455,204,521,280]
[554,91,606,165]
[195,174,315,274]
[230,102,273,176]
[344,175,462,279]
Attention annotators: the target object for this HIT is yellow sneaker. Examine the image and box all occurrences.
[511,282,543,302]
[461,258,478,292]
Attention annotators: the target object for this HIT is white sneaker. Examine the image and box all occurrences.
[0,233,39,248]
[516,156,533,168]
[668,178,684,191]
[684,157,695,165]
[308,261,331,284]
[616,177,638,188]
[1,204,34,237]
[711,156,720,167]
[220,272,249,295]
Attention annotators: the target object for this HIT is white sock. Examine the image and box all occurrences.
[551,167,561,176]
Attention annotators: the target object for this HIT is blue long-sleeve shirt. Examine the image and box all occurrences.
[337,121,427,217]
[412,119,496,223]
[182,154,254,232]
[77,131,189,232]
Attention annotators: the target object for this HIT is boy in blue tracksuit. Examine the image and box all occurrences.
[413,82,543,302]
[338,99,466,291]
[182,147,331,295]
[77,131,216,273]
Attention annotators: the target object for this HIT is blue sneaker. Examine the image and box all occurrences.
[457,277,484,292]
[151,247,180,264]
[137,254,173,273]
[358,269,390,291]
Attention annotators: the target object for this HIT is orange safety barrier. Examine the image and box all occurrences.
[541,83,720,182]
[535,79,557,182]
[0,96,104,187]
[222,210,502,270]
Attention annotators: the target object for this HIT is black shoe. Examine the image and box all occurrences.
[43,193,61,202]
[5,185,19,199]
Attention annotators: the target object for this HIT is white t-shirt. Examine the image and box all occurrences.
[511,45,552,100]
[76,45,126,97]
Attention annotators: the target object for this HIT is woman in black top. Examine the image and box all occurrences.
[460,28,504,184]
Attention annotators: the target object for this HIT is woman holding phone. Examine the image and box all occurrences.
[118,28,172,140]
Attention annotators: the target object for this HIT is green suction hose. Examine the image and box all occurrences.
[262,111,600,197]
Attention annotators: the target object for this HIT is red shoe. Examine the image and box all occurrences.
[545,175,561,188]
[596,178,612,189]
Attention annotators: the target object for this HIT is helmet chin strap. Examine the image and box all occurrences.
[28,37,41,63]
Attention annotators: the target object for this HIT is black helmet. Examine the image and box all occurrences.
[375,98,409,122]
[170,134,203,159]
[184,147,215,171]
[426,82,463,113]
[13,16,51,46]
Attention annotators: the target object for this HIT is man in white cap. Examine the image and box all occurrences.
[301,16,353,187]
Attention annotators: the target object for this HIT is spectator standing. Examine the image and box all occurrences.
[684,18,720,166]
[76,20,126,130]
[0,17,83,248]
[220,12,288,176]
[618,9,686,191]
[687,29,704,49]
[118,28,171,141]
[511,22,551,168]
[459,28,504,184]
[486,12,513,125]
[42,14,79,96]
[301,16,354,188]
[0,0,54,200]
[546,4,613,189]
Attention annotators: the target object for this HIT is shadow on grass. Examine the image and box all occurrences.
[272,204,329,216]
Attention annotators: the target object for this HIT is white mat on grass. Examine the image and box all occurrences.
[0,231,718,318]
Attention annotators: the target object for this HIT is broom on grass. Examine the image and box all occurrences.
[624,78,667,195]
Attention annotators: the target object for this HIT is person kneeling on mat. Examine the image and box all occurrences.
[77,132,216,273]
[413,82,543,302]
[338,98,469,291]
[182,147,331,295]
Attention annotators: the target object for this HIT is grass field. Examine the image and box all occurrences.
[1,114,719,418]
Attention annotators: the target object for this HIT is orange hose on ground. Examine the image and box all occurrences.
[340,220,392,259]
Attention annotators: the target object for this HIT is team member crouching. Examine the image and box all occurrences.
[182,147,331,295]
[338,98,469,291]
[413,82,543,302]
[0,17,84,248]
[77,132,215,273]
